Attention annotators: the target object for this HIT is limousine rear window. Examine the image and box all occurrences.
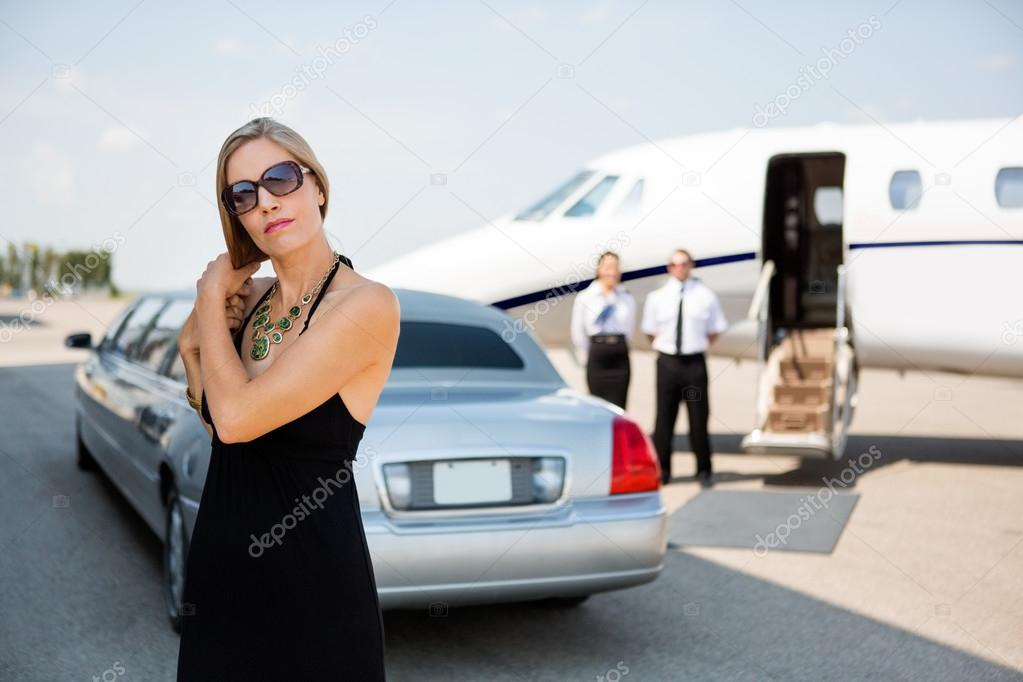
[392,321,525,369]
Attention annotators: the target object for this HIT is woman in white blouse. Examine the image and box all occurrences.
[570,251,637,409]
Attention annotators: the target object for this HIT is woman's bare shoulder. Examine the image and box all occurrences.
[319,274,399,332]
[324,273,396,311]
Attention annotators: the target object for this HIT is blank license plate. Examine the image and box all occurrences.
[433,459,512,505]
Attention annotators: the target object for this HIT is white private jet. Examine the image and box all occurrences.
[365,117,1023,459]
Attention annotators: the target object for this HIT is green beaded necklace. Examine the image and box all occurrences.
[248,251,340,361]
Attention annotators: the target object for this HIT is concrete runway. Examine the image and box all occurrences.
[1,297,1021,680]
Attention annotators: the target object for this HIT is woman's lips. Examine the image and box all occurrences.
[265,219,293,234]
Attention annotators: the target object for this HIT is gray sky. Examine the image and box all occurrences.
[1,0,1021,292]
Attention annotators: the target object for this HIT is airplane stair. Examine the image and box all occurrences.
[766,329,835,435]
[741,262,859,460]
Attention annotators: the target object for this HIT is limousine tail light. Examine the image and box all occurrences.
[610,416,661,494]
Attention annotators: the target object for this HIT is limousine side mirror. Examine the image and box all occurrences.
[65,332,93,350]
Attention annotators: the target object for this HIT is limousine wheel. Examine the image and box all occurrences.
[164,487,189,634]
[75,418,97,471]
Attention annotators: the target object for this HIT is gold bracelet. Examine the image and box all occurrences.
[185,386,202,410]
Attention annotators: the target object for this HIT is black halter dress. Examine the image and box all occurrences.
[176,254,386,681]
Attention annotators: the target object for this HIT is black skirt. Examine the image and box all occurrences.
[586,335,630,409]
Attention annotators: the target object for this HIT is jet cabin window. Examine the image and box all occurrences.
[995,167,1023,208]
[564,175,619,217]
[514,170,594,221]
[813,186,843,225]
[889,170,922,210]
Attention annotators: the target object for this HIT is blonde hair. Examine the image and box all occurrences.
[215,117,330,269]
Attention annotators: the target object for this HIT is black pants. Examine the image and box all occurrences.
[653,351,711,479]
[586,336,630,409]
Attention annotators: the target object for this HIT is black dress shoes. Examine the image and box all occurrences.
[697,470,713,487]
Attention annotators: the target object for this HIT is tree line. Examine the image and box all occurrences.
[0,242,119,297]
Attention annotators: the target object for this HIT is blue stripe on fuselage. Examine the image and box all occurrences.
[490,239,1023,310]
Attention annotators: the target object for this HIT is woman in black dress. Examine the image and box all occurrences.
[175,117,399,680]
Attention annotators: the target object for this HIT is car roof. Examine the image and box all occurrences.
[134,287,564,386]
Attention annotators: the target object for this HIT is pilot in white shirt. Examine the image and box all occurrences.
[570,252,636,409]
[641,249,728,486]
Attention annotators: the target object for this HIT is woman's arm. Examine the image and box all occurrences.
[198,282,399,444]
[179,276,253,439]
[180,345,214,439]
[179,279,251,354]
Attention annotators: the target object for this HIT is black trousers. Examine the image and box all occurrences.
[586,335,630,409]
[653,351,712,479]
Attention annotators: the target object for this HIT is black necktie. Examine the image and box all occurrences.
[675,283,685,354]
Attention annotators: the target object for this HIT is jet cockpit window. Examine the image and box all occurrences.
[564,175,620,217]
[514,170,595,221]
[615,178,644,215]
[889,170,922,210]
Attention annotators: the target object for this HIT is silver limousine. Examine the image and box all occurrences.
[67,288,668,631]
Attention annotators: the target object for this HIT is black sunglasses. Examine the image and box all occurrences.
[221,160,313,216]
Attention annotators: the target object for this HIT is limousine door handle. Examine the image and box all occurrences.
[139,405,175,443]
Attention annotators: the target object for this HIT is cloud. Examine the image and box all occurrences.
[977,53,1014,72]
[98,126,142,150]
[845,103,884,123]
[272,33,299,56]
[215,36,244,55]
[488,4,547,34]
[29,142,75,206]
[582,2,612,24]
